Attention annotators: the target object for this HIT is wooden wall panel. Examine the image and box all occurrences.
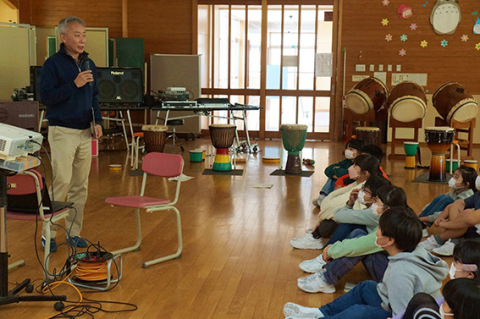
[18,0,122,37]
[340,0,480,94]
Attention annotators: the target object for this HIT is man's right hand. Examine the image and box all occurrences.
[74,70,94,88]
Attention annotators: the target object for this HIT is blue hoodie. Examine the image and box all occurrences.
[40,43,102,130]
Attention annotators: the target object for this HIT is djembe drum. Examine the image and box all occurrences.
[403,142,418,169]
[355,126,381,146]
[142,125,168,152]
[209,124,237,171]
[425,127,455,181]
[280,124,308,174]
[463,160,478,171]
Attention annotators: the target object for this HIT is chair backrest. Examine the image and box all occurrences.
[7,170,44,213]
[142,152,183,177]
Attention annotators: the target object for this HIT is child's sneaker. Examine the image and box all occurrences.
[290,233,325,250]
[297,272,336,293]
[283,302,324,318]
[432,239,455,256]
[299,255,327,273]
[418,235,441,252]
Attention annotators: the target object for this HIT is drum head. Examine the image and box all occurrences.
[355,126,380,132]
[142,125,168,132]
[345,89,373,114]
[209,124,236,128]
[280,124,308,131]
[390,97,426,122]
[425,126,454,132]
[447,99,479,123]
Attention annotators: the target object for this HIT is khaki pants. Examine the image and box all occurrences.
[44,126,92,238]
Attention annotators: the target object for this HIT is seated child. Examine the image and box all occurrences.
[284,206,448,319]
[312,138,364,207]
[419,165,476,230]
[395,278,480,319]
[297,185,407,294]
[334,144,389,189]
[291,154,381,249]
[421,174,480,256]
[393,239,480,319]
[298,176,391,273]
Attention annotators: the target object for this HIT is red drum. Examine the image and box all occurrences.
[345,77,388,115]
[425,126,454,182]
[388,82,427,123]
[433,82,478,123]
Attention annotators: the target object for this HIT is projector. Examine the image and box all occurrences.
[0,123,43,160]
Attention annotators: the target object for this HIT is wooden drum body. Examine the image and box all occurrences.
[209,124,237,171]
[280,124,308,174]
[388,81,427,123]
[355,126,381,146]
[425,127,454,181]
[345,77,388,115]
[433,82,479,123]
[142,125,168,153]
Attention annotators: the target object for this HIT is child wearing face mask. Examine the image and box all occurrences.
[312,138,365,208]
[419,166,477,231]
[292,154,382,250]
[420,171,480,256]
[298,176,391,274]
[296,186,407,294]
[392,240,480,319]
[284,207,448,319]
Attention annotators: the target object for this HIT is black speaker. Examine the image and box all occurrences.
[30,66,42,103]
[97,67,143,104]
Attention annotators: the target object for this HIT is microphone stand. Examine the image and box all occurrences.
[0,168,66,306]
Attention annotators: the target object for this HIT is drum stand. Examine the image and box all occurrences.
[388,118,423,160]
[0,169,66,307]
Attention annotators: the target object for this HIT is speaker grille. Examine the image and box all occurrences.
[96,67,143,104]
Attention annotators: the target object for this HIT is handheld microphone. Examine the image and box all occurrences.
[84,59,93,87]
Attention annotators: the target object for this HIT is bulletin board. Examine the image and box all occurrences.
[0,22,36,100]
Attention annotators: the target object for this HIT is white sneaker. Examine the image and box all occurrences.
[297,272,336,293]
[422,228,429,238]
[432,239,455,256]
[290,233,325,250]
[299,255,327,273]
[419,235,441,252]
[312,194,326,207]
[283,302,323,318]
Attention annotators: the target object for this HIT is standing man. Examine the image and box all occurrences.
[40,16,103,251]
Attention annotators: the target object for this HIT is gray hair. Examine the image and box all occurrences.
[58,16,85,34]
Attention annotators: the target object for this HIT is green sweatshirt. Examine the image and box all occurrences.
[327,227,382,259]
[324,158,353,179]
[334,205,379,233]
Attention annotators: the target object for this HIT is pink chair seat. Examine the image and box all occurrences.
[105,195,170,208]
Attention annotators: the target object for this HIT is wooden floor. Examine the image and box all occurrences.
[3,138,463,318]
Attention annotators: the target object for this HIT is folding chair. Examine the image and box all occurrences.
[105,152,184,268]
[6,170,71,279]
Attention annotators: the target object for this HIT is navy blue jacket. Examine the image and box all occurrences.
[40,43,102,130]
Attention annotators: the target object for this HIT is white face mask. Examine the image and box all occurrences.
[476,176,480,190]
[348,165,359,179]
[439,303,454,318]
[448,177,460,189]
[358,189,367,205]
[375,236,389,248]
[449,263,457,280]
[345,149,355,159]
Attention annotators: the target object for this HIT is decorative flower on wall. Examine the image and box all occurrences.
[399,48,407,56]
[476,43,480,50]
[382,18,389,26]
[441,39,448,47]
[382,0,390,6]
[385,34,393,41]
[420,40,428,48]
[461,34,469,42]
[410,23,418,30]
[400,34,408,42]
